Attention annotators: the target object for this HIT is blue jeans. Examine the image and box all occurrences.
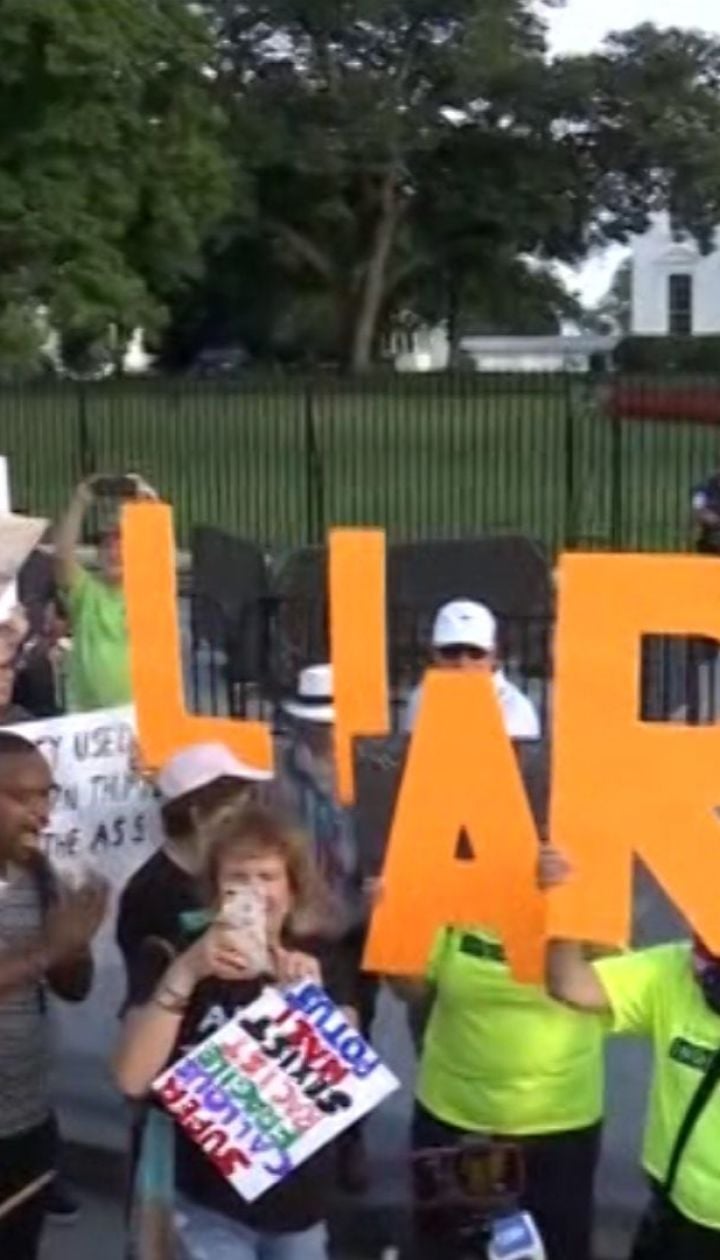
[175,1197,329,1260]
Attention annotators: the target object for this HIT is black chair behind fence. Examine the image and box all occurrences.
[181,529,720,729]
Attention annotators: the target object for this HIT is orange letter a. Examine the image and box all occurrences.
[363,670,545,982]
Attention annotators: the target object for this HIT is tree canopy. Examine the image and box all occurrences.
[0,0,230,367]
[5,1,720,371]
[177,4,720,368]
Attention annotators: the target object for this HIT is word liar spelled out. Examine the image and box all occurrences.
[153,983,397,1202]
[124,504,720,980]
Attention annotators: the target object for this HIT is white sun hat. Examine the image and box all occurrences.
[282,663,335,723]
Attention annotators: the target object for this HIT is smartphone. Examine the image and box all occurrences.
[219,885,270,974]
[92,474,140,500]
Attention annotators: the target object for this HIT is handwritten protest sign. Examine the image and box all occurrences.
[14,705,161,902]
[154,982,398,1202]
[6,706,161,1066]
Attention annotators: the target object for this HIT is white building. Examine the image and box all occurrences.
[393,325,617,372]
[632,213,720,335]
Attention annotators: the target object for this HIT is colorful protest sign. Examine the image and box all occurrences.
[154,981,399,1202]
[6,706,162,1063]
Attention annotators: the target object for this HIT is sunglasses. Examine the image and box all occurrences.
[437,644,489,662]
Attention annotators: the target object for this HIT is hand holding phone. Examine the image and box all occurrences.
[89,473,158,501]
[217,885,270,976]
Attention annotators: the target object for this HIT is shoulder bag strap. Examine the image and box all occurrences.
[664,1044,720,1197]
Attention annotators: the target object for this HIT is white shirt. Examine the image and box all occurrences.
[402,668,540,740]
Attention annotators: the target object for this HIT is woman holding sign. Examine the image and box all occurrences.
[541,847,720,1260]
[115,805,359,1260]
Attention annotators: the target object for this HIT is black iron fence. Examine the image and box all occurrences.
[2,372,720,552]
[182,593,720,730]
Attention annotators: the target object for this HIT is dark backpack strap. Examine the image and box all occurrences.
[23,852,58,1015]
[664,1045,720,1197]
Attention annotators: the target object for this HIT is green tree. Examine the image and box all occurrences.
[167,8,720,371]
[585,259,632,336]
[0,0,232,368]
[197,0,565,370]
[554,25,720,251]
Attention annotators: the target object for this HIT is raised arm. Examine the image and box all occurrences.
[114,951,200,1099]
[537,846,611,1013]
[546,940,611,1013]
[54,479,94,589]
[114,922,259,1099]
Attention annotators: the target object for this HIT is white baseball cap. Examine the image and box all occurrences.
[432,599,497,652]
[283,663,334,723]
[156,742,273,802]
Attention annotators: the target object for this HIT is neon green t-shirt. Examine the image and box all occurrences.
[594,942,720,1230]
[66,568,131,712]
[417,928,604,1135]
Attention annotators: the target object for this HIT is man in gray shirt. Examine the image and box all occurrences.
[0,731,107,1258]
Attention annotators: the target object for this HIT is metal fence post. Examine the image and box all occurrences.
[562,372,577,549]
[609,407,623,549]
[77,382,94,477]
[304,379,325,545]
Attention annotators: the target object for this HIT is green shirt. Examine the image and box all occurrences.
[417,928,605,1136]
[594,942,720,1230]
[66,568,131,712]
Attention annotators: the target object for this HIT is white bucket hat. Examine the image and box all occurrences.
[282,663,335,723]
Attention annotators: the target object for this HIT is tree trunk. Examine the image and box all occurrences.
[349,172,403,372]
[446,270,463,369]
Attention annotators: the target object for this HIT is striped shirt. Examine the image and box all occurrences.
[0,866,51,1137]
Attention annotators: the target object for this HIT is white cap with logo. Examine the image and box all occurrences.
[156,742,273,803]
[432,599,497,652]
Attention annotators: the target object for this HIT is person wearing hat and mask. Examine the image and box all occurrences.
[272,663,374,1193]
[117,743,273,1259]
[542,846,720,1260]
[402,599,540,740]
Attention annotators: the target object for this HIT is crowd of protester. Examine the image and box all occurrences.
[0,474,718,1260]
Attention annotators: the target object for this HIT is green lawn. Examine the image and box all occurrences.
[0,376,715,552]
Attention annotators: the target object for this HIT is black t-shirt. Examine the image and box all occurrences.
[128,935,355,1233]
[117,850,201,1006]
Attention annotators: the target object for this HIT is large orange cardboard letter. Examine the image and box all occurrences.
[329,529,390,803]
[363,670,545,981]
[550,552,720,953]
[122,502,273,772]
